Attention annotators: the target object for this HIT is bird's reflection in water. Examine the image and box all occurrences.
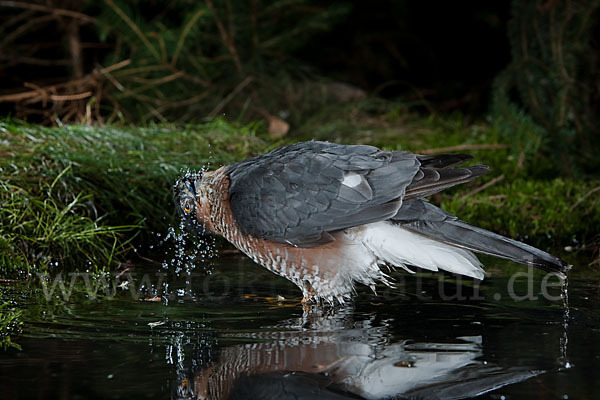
[174,306,542,400]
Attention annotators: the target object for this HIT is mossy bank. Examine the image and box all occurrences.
[1,114,598,276]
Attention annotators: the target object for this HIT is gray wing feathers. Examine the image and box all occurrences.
[405,156,490,199]
[227,141,419,246]
[417,153,474,168]
[337,175,373,203]
[393,199,568,275]
[226,142,567,275]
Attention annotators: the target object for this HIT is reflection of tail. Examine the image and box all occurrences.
[229,373,355,400]
[405,365,544,400]
[402,216,568,277]
[228,367,544,400]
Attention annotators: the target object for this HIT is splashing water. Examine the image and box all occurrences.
[158,220,217,277]
[154,159,218,297]
[159,163,219,279]
[560,278,572,369]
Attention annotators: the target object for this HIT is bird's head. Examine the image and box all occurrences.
[173,172,214,235]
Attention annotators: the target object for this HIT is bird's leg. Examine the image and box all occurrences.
[301,280,316,304]
[301,301,312,313]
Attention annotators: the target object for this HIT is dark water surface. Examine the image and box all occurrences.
[1,253,599,399]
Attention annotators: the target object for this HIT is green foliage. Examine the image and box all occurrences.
[493,0,600,176]
[0,301,22,350]
[0,177,136,272]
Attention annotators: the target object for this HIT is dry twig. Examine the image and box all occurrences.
[568,185,600,212]
[104,0,159,60]
[0,1,96,24]
[0,59,131,123]
[209,75,254,117]
[172,8,207,67]
[460,174,505,200]
[205,0,243,74]
[417,143,509,155]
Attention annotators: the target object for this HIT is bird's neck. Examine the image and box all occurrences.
[204,167,237,238]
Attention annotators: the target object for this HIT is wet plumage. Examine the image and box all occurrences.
[174,141,568,303]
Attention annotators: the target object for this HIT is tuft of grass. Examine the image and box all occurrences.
[0,178,136,273]
[0,118,270,273]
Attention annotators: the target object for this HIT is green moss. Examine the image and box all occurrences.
[440,179,600,244]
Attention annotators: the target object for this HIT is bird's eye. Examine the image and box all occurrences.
[183,200,192,214]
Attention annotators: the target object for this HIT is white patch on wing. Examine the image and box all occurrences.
[358,221,485,280]
[342,173,363,188]
[338,173,373,202]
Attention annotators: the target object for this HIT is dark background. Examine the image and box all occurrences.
[1,1,512,115]
[295,0,510,112]
[0,0,598,175]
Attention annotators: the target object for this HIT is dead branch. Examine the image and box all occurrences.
[0,91,38,103]
[417,143,510,155]
[568,185,600,212]
[129,71,185,85]
[0,80,94,104]
[0,60,131,103]
[209,75,254,117]
[99,58,131,74]
[0,59,131,124]
[205,0,243,74]
[0,56,71,66]
[49,92,92,101]
[0,14,56,47]
[460,174,505,200]
[172,8,207,67]
[96,60,131,91]
[104,0,159,60]
[141,92,210,120]
[0,1,96,24]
